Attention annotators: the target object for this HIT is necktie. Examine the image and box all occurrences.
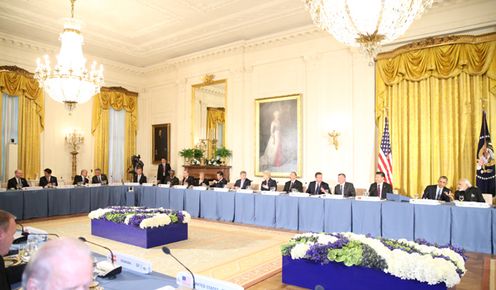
[341,185,344,195]
[17,178,21,187]
[99,176,102,183]
[291,181,294,189]
[315,183,320,194]
[436,189,441,200]
[378,184,382,197]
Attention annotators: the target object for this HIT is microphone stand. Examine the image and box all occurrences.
[162,246,196,289]
[78,237,122,279]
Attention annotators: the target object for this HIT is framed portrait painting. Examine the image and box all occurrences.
[152,123,171,164]
[255,94,302,177]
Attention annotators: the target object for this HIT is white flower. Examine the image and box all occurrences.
[316,234,338,245]
[290,243,310,260]
[88,208,113,219]
[182,212,191,223]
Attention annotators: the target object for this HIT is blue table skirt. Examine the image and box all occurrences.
[48,188,72,216]
[381,202,414,241]
[69,187,91,214]
[324,199,352,233]
[352,200,382,237]
[217,191,235,222]
[234,192,256,224]
[155,187,170,209]
[414,204,451,245]
[90,186,111,210]
[0,191,23,219]
[276,195,299,230]
[254,194,277,227]
[200,190,218,220]
[298,197,324,232]
[109,186,127,206]
[23,189,48,219]
[169,188,185,211]
[184,189,200,218]
[451,206,492,254]
[140,186,157,207]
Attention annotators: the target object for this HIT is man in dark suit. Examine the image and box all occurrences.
[7,170,29,190]
[368,171,393,199]
[39,168,58,188]
[133,167,147,184]
[211,171,228,188]
[334,173,356,197]
[166,170,180,186]
[157,158,171,184]
[234,171,252,190]
[260,171,277,191]
[422,176,451,202]
[73,169,89,185]
[91,168,108,184]
[454,178,485,202]
[181,169,196,187]
[283,171,303,193]
[0,210,17,290]
[306,172,330,195]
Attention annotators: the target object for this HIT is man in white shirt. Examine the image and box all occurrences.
[234,171,252,190]
[133,167,147,184]
[333,173,356,197]
[422,176,451,202]
[368,171,393,199]
[7,170,29,190]
[283,171,303,193]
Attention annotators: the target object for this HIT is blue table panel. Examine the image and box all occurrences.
[108,186,127,206]
[0,190,23,219]
[381,202,414,241]
[414,204,451,245]
[23,189,48,219]
[352,200,382,237]
[141,186,157,208]
[451,206,491,254]
[234,192,256,224]
[298,197,324,232]
[48,188,72,216]
[184,189,200,217]
[324,198,352,233]
[125,188,136,206]
[69,187,91,214]
[90,186,111,210]
[254,194,277,227]
[275,195,299,230]
[200,190,218,220]
[155,187,170,209]
[169,188,185,210]
[217,191,235,222]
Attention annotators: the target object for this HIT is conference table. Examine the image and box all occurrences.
[0,185,493,254]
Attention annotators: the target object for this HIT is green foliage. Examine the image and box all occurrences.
[281,241,296,256]
[179,148,194,158]
[170,214,178,223]
[192,148,204,159]
[216,147,232,158]
[105,212,127,223]
[327,240,363,267]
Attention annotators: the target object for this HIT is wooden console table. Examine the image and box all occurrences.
[182,165,232,181]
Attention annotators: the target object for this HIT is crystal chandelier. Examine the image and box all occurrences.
[303,0,433,63]
[34,0,103,112]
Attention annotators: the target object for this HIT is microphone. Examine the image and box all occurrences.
[162,246,196,289]
[24,232,60,238]
[13,222,28,244]
[78,237,122,279]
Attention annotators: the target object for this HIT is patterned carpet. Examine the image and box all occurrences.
[24,216,294,288]
[483,257,496,290]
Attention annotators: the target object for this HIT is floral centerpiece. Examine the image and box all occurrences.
[89,206,190,248]
[282,232,466,289]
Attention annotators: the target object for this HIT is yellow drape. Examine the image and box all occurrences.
[206,107,225,145]
[375,34,496,196]
[0,68,44,180]
[92,87,138,181]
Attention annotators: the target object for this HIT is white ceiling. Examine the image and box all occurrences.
[0,0,313,67]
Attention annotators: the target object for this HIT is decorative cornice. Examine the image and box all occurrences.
[101,86,139,97]
[0,65,34,76]
[377,32,496,60]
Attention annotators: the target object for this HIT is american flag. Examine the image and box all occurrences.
[378,117,393,186]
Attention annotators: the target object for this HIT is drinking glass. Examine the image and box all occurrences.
[459,195,464,202]
[291,188,297,193]
[270,187,276,192]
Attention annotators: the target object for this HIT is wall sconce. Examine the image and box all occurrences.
[328,130,340,150]
[65,129,84,179]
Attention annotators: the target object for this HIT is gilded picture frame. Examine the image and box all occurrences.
[255,94,302,177]
[152,123,171,165]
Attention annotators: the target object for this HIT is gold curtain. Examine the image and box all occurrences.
[206,107,225,145]
[375,34,496,196]
[92,87,138,180]
[0,67,44,180]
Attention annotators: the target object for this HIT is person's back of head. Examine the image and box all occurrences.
[0,210,16,256]
[22,238,93,290]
